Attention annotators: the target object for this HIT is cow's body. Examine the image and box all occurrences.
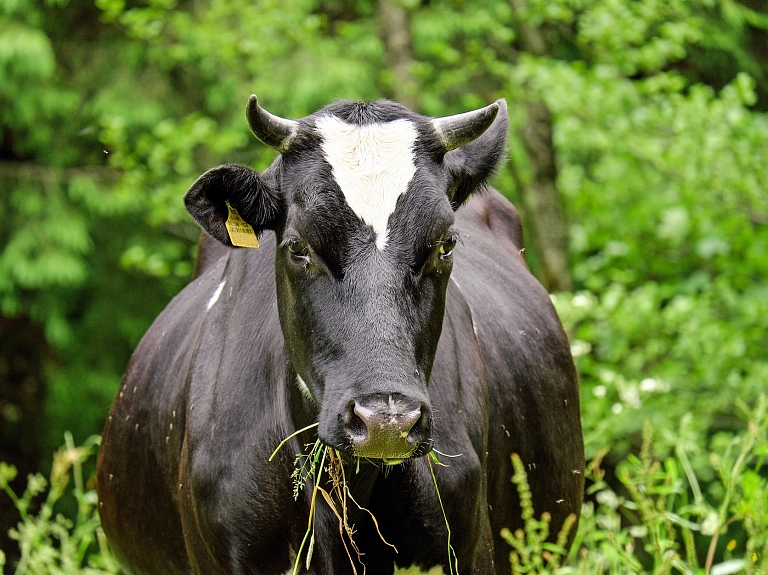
[98,98,584,575]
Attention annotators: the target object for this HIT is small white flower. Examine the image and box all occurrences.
[640,378,658,392]
[570,340,592,357]
[620,387,641,409]
[597,514,621,532]
[596,490,619,510]
[572,294,592,308]
[701,512,720,536]
[612,403,624,414]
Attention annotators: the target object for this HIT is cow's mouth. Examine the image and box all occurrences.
[349,420,416,459]
[347,437,433,468]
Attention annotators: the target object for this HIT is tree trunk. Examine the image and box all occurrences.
[517,102,572,291]
[379,0,419,111]
[509,0,573,292]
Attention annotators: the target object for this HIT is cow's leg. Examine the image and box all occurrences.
[178,437,301,575]
[177,435,227,575]
[97,390,190,575]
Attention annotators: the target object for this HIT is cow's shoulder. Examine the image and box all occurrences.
[450,187,571,372]
[124,251,231,390]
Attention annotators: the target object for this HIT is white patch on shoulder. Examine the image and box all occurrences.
[296,374,317,405]
[315,115,418,250]
[450,276,479,339]
[206,280,226,311]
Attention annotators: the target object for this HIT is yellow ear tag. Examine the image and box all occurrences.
[225,201,260,248]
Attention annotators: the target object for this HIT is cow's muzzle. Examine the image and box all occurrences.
[341,394,431,463]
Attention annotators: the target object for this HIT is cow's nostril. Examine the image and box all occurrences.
[344,402,369,442]
[352,402,375,429]
[401,408,423,441]
[407,407,428,443]
[346,398,430,459]
[353,402,422,437]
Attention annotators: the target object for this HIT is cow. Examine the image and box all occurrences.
[97,95,584,575]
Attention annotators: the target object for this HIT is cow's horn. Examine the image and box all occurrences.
[431,101,501,152]
[246,95,299,154]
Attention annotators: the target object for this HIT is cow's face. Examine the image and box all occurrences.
[185,97,508,463]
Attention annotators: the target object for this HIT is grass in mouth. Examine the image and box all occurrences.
[271,427,459,574]
[271,424,394,574]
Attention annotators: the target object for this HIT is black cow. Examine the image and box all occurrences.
[97,96,584,575]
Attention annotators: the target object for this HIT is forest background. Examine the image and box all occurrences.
[1,0,767,573]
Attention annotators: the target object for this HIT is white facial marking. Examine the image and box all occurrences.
[206,280,226,311]
[316,116,418,250]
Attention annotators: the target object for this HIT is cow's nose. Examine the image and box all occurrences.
[344,395,430,462]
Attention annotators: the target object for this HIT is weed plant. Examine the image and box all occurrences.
[0,433,120,575]
[503,396,768,575]
[270,426,398,575]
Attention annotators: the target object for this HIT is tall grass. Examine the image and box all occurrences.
[272,431,398,575]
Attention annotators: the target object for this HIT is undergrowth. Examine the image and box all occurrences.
[2,397,766,574]
[504,395,768,575]
[0,433,120,575]
[501,453,577,573]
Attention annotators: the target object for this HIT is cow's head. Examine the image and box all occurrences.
[185,96,507,464]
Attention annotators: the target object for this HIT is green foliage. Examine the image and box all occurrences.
[0,0,198,450]
[0,434,121,574]
[522,3,768,465]
[575,401,768,574]
[501,453,577,573]
[552,278,768,460]
[504,398,768,574]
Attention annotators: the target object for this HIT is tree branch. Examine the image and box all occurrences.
[379,0,419,111]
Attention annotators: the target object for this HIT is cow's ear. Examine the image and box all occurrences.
[184,164,284,247]
[442,99,508,210]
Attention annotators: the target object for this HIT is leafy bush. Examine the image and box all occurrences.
[0,434,120,575]
[552,283,768,463]
[504,396,768,574]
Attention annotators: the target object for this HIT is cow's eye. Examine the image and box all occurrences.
[438,235,458,260]
[286,238,310,262]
